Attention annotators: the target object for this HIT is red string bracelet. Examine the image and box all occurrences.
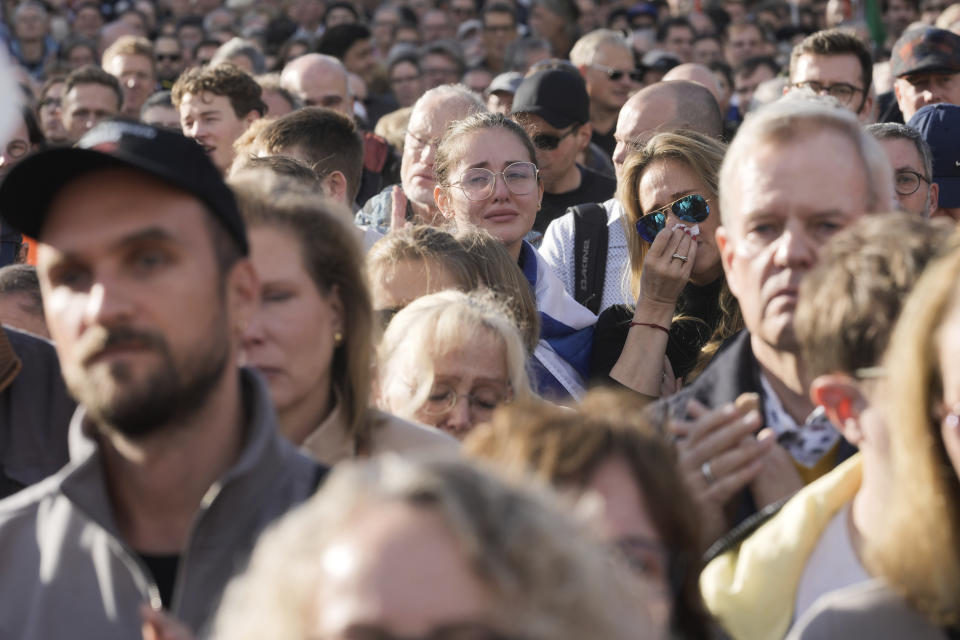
[630,321,670,335]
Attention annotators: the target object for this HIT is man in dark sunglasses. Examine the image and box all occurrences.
[511,68,616,236]
[154,36,185,89]
[571,30,639,158]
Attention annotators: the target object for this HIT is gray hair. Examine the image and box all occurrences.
[569,29,630,67]
[412,82,485,116]
[867,122,934,183]
[0,265,43,319]
[719,93,895,225]
[211,37,266,75]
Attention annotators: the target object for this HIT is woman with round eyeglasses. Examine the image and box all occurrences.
[434,112,596,400]
[374,289,533,439]
[592,130,742,398]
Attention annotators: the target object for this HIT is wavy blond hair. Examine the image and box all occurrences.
[618,130,741,378]
[866,245,960,625]
[211,455,649,640]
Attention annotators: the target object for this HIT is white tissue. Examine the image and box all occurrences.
[671,223,701,238]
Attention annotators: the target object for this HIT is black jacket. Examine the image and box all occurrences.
[653,329,857,541]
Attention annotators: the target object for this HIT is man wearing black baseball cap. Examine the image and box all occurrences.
[511,67,616,236]
[0,120,320,639]
[892,26,960,121]
[908,102,960,221]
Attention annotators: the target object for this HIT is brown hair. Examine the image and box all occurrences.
[789,28,873,111]
[435,111,537,188]
[464,388,713,640]
[172,63,266,118]
[63,65,123,111]
[866,245,960,625]
[230,175,375,448]
[253,106,363,201]
[796,213,955,377]
[101,34,155,71]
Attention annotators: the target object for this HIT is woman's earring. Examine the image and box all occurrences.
[334,331,344,345]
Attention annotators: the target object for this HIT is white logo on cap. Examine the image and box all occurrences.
[80,121,158,149]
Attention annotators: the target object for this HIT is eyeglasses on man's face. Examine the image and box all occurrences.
[792,80,863,105]
[590,62,643,83]
[449,161,539,201]
[894,169,930,196]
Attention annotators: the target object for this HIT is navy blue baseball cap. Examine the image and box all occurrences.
[0,120,248,254]
[908,103,960,208]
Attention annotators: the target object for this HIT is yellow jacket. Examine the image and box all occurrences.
[700,454,863,640]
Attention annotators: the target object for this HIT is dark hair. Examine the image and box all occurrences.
[64,65,123,111]
[316,23,371,60]
[483,1,517,24]
[193,38,222,60]
[171,63,266,118]
[789,28,873,104]
[656,16,694,43]
[0,265,43,320]
[58,36,98,64]
[20,105,44,145]
[419,40,466,76]
[734,54,780,78]
[708,59,734,88]
[505,36,553,72]
[322,1,360,26]
[387,49,420,75]
[881,0,920,13]
[255,107,364,200]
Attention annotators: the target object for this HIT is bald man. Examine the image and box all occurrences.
[540,81,723,313]
[280,53,352,117]
[663,63,724,107]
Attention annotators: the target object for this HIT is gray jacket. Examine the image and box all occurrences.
[0,369,321,639]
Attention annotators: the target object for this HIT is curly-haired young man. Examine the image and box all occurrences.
[172,63,265,173]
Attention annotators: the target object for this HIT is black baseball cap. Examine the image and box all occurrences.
[511,68,590,129]
[0,120,248,254]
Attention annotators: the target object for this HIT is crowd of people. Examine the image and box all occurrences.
[1,0,960,636]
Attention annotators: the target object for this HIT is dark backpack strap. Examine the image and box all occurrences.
[572,203,609,314]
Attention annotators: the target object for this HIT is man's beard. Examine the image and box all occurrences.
[67,323,231,439]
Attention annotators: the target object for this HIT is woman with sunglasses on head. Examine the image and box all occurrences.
[434,111,596,400]
[591,130,742,399]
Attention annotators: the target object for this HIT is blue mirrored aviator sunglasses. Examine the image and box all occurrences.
[635,194,710,244]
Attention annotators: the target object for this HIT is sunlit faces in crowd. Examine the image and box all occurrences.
[790,52,872,121]
[583,43,640,113]
[869,127,938,217]
[436,115,543,259]
[375,290,530,438]
[36,168,252,437]
[38,78,68,143]
[61,79,122,141]
[636,157,723,285]
[154,36,184,84]
[717,123,875,352]
[388,59,424,108]
[242,225,343,435]
[280,54,352,117]
[179,91,260,173]
[104,51,157,118]
[894,71,960,120]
